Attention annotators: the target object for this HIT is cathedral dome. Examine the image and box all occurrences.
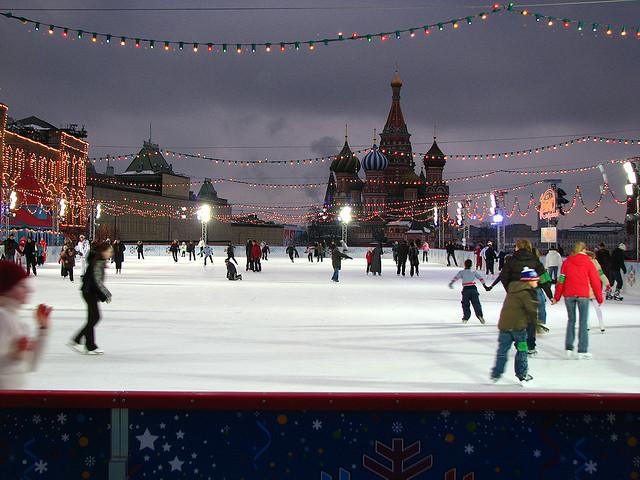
[423,138,446,168]
[362,144,388,171]
[330,139,360,174]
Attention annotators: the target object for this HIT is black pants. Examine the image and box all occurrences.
[262,252,268,260]
[172,251,178,262]
[486,260,495,275]
[527,322,537,351]
[366,263,371,274]
[61,263,66,277]
[422,251,428,262]
[397,258,407,276]
[181,251,186,257]
[204,254,213,265]
[66,266,74,282]
[26,257,37,275]
[189,251,196,261]
[461,285,483,320]
[115,261,122,272]
[227,254,238,265]
[611,269,624,290]
[254,259,261,271]
[138,251,144,259]
[308,253,314,262]
[410,261,419,277]
[288,253,294,263]
[76,292,101,351]
[447,253,457,266]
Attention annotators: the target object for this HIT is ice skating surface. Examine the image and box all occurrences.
[21,255,640,393]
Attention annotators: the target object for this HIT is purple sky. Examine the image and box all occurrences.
[1,0,638,227]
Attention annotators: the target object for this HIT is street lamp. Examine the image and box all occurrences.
[623,161,639,261]
[197,204,211,245]
[338,205,352,244]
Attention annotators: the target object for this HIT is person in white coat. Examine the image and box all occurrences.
[197,238,205,257]
[544,247,563,284]
[75,235,91,273]
[0,261,51,389]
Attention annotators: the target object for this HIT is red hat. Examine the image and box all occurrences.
[0,261,28,295]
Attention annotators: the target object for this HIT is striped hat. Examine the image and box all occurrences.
[520,267,539,282]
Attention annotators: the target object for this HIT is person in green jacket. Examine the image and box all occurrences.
[490,267,540,385]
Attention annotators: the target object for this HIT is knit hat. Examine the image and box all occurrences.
[619,243,627,251]
[520,267,539,282]
[0,261,28,295]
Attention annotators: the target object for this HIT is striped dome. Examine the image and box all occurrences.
[362,144,388,171]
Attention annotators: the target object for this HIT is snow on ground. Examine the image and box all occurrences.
[18,253,640,393]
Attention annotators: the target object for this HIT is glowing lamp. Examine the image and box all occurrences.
[625,184,634,196]
[197,204,211,223]
[338,206,352,224]
[492,213,504,224]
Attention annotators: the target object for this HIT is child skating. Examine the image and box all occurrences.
[449,259,486,324]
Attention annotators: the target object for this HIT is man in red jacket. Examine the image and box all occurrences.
[554,241,604,359]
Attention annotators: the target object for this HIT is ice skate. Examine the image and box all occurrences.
[578,352,593,360]
[518,374,533,386]
[605,292,613,300]
[477,316,486,324]
[462,318,469,324]
[67,340,85,355]
[537,324,549,334]
[86,348,104,355]
[613,291,623,301]
[565,349,577,359]
[527,349,538,356]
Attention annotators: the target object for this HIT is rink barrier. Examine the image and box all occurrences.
[1,391,639,479]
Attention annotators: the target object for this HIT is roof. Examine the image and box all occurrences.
[197,178,219,201]
[362,144,389,171]
[13,116,56,131]
[386,220,412,227]
[382,71,409,137]
[330,139,361,174]
[423,138,446,167]
[125,141,173,174]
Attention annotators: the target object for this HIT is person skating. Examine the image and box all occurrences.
[544,246,562,284]
[2,234,20,262]
[484,241,496,275]
[197,238,205,257]
[226,243,238,265]
[293,246,300,258]
[225,258,242,280]
[330,243,352,282]
[586,250,608,333]
[286,245,296,263]
[112,239,125,274]
[396,240,409,276]
[366,247,373,275]
[245,240,254,271]
[261,242,270,261]
[474,244,483,271]
[371,243,384,276]
[60,244,77,282]
[23,237,37,276]
[408,241,420,277]
[554,241,604,359]
[136,240,145,259]
[70,242,112,355]
[446,242,458,267]
[318,241,325,262]
[497,249,506,271]
[490,267,539,385]
[0,261,52,389]
[75,235,90,273]
[420,241,430,262]
[169,240,179,263]
[608,243,627,300]
[251,240,262,272]
[36,238,47,266]
[449,259,486,324]
[203,245,214,266]
[595,242,611,288]
[180,241,187,258]
[392,241,399,264]
[306,244,315,262]
[187,240,196,261]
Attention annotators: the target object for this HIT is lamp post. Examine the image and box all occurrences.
[623,161,639,261]
[197,204,211,245]
[490,191,506,253]
[338,205,352,245]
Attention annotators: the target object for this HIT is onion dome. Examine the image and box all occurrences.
[362,143,389,171]
[330,129,361,174]
[423,137,446,168]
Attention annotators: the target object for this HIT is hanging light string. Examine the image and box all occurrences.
[85,135,640,166]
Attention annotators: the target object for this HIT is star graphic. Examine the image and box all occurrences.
[533,449,542,458]
[162,443,171,452]
[159,423,166,429]
[168,456,184,471]
[144,455,150,462]
[176,430,185,440]
[191,453,198,459]
[136,429,159,451]
[312,419,323,431]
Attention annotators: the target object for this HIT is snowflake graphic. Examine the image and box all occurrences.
[312,419,323,431]
[483,411,496,421]
[56,413,67,425]
[633,456,640,468]
[606,413,616,424]
[464,444,474,454]
[221,425,231,434]
[32,415,41,424]
[517,410,527,419]
[61,434,69,442]
[391,422,404,434]
[34,460,48,474]
[584,460,598,474]
[440,410,451,419]
[85,456,96,467]
[583,414,592,424]
[533,449,542,458]
[611,434,618,442]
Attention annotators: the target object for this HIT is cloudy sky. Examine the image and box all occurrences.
[1,0,638,227]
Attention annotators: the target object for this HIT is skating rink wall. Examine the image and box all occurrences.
[1,391,639,479]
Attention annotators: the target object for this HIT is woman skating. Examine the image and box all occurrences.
[370,243,384,276]
[70,242,112,355]
[112,239,125,274]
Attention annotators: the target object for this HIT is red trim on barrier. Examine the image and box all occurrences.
[1,391,639,411]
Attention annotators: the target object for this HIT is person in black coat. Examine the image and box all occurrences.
[169,240,179,263]
[609,243,627,298]
[225,258,242,280]
[2,234,20,262]
[396,240,410,276]
[226,243,238,265]
[446,242,458,267]
[23,237,37,276]
[484,243,497,275]
[286,245,296,263]
[408,241,420,277]
[112,239,125,274]
[371,243,384,276]
[595,242,611,285]
[330,243,352,282]
[136,241,144,260]
[187,240,196,261]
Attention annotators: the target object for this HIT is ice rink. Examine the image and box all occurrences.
[18,252,640,393]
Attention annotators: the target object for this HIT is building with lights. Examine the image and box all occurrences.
[320,72,449,244]
[0,103,88,243]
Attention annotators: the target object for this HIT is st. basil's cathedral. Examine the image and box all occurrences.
[321,71,449,244]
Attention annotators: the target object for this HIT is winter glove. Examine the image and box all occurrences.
[483,284,492,292]
[448,282,454,290]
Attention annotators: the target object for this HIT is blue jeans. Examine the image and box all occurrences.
[564,297,590,353]
[536,288,547,325]
[492,330,528,380]
[548,266,559,283]
[331,268,339,282]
